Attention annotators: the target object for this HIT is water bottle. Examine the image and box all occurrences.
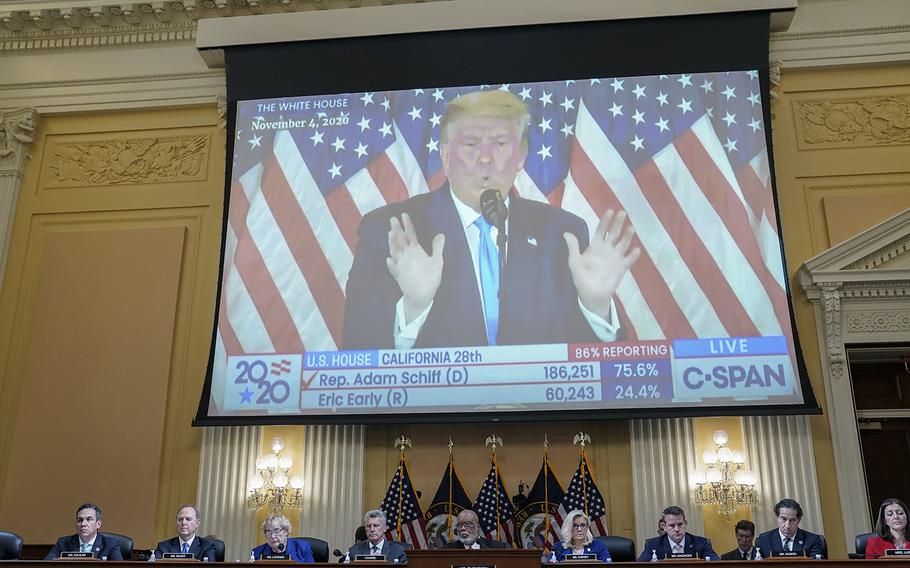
[203,557,209,563]
[651,550,659,562]
[814,554,822,561]
[149,550,156,563]
[344,552,351,564]
[250,550,256,563]
[755,548,763,561]
[549,551,558,563]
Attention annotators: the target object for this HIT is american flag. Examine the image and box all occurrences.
[380,458,428,549]
[213,70,789,409]
[555,452,608,537]
[474,459,515,546]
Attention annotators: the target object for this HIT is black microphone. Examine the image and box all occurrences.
[479,189,509,303]
[277,543,286,553]
[479,189,508,231]
[333,549,345,559]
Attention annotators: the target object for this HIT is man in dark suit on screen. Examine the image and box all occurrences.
[154,505,218,561]
[638,506,719,561]
[346,510,408,563]
[754,499,826,558]
[44,503,123,560]
[343,89,639,350]
[721,520,758,560]
[445,510,508,549]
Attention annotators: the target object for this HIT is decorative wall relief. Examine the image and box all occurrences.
[845,310,910,333]
[793,94,910,148]
[46,134,209,187]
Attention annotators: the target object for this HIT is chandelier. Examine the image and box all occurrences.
[693,430,758,518]
[247,437,304,514]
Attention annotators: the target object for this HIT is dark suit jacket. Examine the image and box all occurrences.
[155,536,218,561]
[721,547,757,560]
[44,534,123,560]
[346,539,408,563]
[553,539,612,562]
[252,538,314,563]
[445,537,509,549]
[343,187,603,349]
[637,533,719,561]
[754,528,826,559]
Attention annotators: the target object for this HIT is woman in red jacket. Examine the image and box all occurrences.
[866,498,910,558]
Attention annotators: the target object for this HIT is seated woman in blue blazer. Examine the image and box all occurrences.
[252,515,314,563]
[552,510,612,562]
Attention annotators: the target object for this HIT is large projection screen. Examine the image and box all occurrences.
[195,11,820,425]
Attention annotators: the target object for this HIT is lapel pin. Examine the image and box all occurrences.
[527,236,537,246]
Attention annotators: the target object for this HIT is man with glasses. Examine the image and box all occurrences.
[346,510,408,562]
[45,503,123,560]
[445,510,508,549]
[721,520,757,560]
[155,505,219,561]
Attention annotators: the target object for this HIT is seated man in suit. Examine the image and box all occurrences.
[155,505,218,561]
[343,89,640,350]
[721,520,757,560]
[445,510,508,549]
[754,499,826,558]
[346,510,408,563]
[44,503,123,560]
[637,506,719,561]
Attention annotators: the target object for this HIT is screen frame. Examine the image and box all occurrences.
[194,11,821,426]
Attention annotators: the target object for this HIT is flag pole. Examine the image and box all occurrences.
[394,435,412,542]
[573,432,591,517]
[543,434,550,552]
[447,437,455,541]
[485,434,503,542]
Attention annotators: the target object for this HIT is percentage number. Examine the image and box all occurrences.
[614,384,662,399]
[612,362,660,378]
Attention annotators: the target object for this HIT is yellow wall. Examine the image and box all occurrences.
[769,63,910,558]
[0,105,225,547]
[0,59,908,557]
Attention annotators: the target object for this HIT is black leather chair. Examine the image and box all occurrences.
[595,535,635,563]
[0,531,23,560]
[295,537,328,563]
[101,532,134,561]
[208,538,226,563]
[850,532,877,559]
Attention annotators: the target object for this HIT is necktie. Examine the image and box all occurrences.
[371,545,379,555]
[183,543,190,554]
[474,217,500,345]
[673,544,683,554]
[81,543,91,553]
[783,538,791,552]
[742,551,748,560]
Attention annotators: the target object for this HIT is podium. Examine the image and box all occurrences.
[406,549,542,568]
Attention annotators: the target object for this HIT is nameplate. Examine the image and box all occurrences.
[772,551,802,558]
[452,564,496,568]
[59,552,95,560]
[262,554,290,561]
[355,554,386,561]
[162,553,195,560]
[564,554,596,561]
[667,552,698,559]
[885,550,910,557]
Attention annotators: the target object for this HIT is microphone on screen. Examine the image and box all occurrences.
[479,189,508,234]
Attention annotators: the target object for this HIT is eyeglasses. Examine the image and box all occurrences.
[573,524,588,529]
[264,529,286,536]
[455,522,478,529]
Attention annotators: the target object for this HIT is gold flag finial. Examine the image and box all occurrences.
[394,436,412,452]
[573,432,591,448]
[544,434,550,449]
[448,436,455,455]
[485,434,503,450]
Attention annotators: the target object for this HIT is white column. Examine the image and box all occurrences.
[742,415,824,534]
[631,418,704,545]
[0,108,38,293]
[296,424,365,554]
[197,425,261,562]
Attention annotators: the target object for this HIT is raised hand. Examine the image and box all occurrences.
[563,209,640,319]
[385,212,445,323]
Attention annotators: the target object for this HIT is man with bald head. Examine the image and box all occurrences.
[445,510,509,549]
